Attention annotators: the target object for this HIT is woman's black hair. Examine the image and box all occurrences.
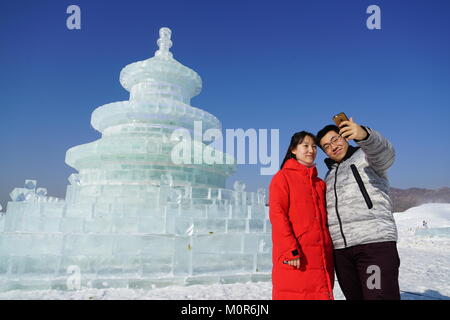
[280,131,316,169]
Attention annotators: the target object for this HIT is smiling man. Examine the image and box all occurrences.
[316,118,400,300]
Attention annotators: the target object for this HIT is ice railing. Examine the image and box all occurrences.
[2,178,269,236]
[7,178,267,207]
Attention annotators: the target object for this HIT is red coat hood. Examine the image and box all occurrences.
[282,158,318,179]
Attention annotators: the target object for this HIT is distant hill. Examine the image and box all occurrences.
[390,187,450,212]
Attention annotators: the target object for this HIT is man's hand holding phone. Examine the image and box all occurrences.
[338,117,368,142]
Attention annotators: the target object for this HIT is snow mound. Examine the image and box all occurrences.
[394,203,450,232]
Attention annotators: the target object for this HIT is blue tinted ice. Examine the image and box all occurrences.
[0,27,270,291]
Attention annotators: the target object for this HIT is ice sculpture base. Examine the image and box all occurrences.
[0,191,272,292]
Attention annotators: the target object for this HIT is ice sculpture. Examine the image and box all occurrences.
[0,27,271,291]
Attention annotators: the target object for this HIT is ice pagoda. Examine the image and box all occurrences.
[0,27,271,291]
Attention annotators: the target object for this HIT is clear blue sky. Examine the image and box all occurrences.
[1,0,450,209]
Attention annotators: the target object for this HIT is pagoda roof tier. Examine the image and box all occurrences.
[91,100,221,134]
[119,28,202,99]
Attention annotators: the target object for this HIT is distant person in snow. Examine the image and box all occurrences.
[316,117,400,300]
[422,220,428,229]
[269,131,334,300]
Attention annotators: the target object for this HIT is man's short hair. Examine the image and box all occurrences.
[316,125,340,148]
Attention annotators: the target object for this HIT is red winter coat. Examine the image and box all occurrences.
[269,158,334,300]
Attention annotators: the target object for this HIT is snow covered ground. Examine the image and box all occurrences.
[0,203,449,300]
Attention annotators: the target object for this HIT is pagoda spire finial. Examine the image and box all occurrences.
[155,27,173,59]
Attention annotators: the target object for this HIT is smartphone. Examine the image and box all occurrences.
[333,112,349,127]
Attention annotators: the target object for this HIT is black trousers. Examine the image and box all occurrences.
[334,241,401,300]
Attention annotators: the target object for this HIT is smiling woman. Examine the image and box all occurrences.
[269,131,334,300]
[290,135,317,167]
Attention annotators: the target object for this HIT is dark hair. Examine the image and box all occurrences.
[280,131,316,169]
[316,125,340,149]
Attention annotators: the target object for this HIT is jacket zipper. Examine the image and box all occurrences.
[334,164,347,247]
[350,164,373,209]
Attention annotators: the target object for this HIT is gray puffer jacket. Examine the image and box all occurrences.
[324,127,398,249]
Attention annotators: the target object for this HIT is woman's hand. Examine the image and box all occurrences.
[286,257,301,269]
